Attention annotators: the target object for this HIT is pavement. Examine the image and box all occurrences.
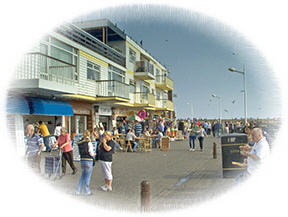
[40,136,235,212]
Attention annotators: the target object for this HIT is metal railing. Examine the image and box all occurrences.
[96,80,129,99]
[56,22,126,67]
[14,52,76,85]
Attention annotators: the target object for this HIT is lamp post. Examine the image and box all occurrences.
[186,102,193,123]
[228,65,247,124]
[212,94,221,124]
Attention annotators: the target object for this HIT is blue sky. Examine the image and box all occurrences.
[74,5,281,120]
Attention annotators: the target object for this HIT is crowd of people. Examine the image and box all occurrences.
[24,117,276,195]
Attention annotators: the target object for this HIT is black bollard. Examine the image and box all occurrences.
[141,180,151,212]
[213,142,217,159]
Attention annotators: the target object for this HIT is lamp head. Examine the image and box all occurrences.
[228,67,236,72]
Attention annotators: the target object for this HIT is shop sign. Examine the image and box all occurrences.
[99,106,112,116]
[114,108,129,117]
[73,108,90,115]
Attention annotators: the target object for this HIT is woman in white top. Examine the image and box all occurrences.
[197,125,208,152]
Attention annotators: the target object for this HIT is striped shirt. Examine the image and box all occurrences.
[26,134,44,156]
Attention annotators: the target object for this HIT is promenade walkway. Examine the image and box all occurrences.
[41,136,235,212]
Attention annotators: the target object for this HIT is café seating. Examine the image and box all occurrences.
[139,137,152,153]
[143,138,152,152]
[124,140,133,153]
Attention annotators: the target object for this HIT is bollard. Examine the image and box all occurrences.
[213,142,217,159]
[140,180,151,212]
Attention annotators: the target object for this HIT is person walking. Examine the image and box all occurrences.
[25,125,44,174]
[53,128,78,176]
[37,121,51,152]
[76,130,95,196]
[214,121,222,138]
[197,125,208,152]
[188,123,199,151]
[98,131,115,191]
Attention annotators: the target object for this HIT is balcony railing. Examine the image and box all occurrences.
[14,52,76,86]
[155,99,174,111]
[56,22,126,67]
[134,92,155,106]
[96,80,129,99]
[134,61,155,80]
[155,75,173,91]
[162,100,174,111]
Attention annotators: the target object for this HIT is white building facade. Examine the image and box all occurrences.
[7,19,175,137]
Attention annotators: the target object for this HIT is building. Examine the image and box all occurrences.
[7,19,175,144]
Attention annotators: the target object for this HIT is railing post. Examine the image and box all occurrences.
[213,142,217,159]
[141,180,150,212]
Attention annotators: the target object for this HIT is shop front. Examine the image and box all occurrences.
[6,95,75,155]
[67,100,93,135]
[95,105,113,131]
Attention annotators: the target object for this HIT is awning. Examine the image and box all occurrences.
[28,97,74,116]
[6,95,30,114]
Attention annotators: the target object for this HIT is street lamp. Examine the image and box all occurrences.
[228,65,247,124]
[212,94,221,123]
[186,102,193,123]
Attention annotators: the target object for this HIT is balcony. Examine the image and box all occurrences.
[155,99,174,111]
[96,80,130,102]
[155,75,174,91]
[134,92,156,108]
[12,52,77,94]
[134,61,155,80]
[56,22,126,67]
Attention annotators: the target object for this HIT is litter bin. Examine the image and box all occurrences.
[221,133,248,178]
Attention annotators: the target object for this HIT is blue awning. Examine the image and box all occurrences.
[28,97,74,116]
[6,95,30,114]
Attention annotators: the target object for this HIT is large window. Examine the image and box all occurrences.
[87,62,100,81]
[40,36,78,80]
[108,65,125,82]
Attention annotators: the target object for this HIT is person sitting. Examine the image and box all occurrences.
[126,129,139,152]
[143,128,151,137]
[111,127,119,137]
[152,129,163,148]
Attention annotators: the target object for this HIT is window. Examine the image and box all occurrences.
[129,48,136,64]
[40,36,78,81]
[108,65,125,82]
[87,62,100,81]
[156,91,160,100]
[140,80,150,93]
[129,80,136,93]
[162,91,168,100]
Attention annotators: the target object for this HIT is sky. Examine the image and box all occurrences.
[72,5,282,120]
